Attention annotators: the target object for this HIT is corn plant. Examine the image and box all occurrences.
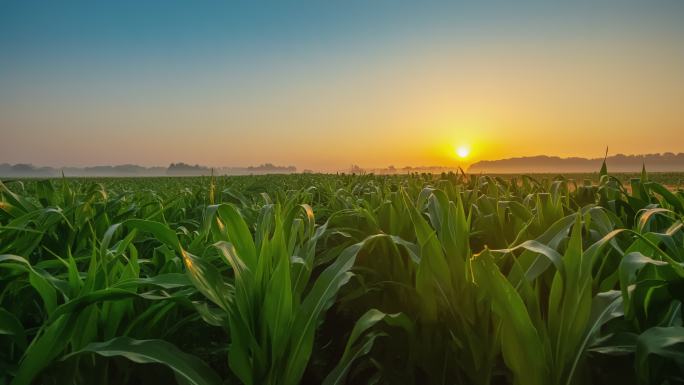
[1,165,683,385]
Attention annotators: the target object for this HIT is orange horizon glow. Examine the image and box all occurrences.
[1,2,683,172]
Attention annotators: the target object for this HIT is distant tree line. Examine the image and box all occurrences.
[0,162,298,177]
[467,153,684,173]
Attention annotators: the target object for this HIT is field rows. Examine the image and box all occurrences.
[1,166,683,384]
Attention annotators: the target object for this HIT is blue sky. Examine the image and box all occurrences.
[2,1,683,170]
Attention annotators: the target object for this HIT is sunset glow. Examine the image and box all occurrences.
[1,2,683,171]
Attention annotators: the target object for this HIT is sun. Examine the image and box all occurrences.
[455,145,470,159]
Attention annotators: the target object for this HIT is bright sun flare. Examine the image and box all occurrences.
[456,145,470,159]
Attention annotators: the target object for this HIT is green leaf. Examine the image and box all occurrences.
[599,147,608,177]
[565,291,624,385]
[472,249,547,385]
[113,273,192,290]
[284,241,360,385]
[323,309,412,385]
[401,189,452,320]
[11,315,75,385]
[0,254,58,314]
[0,308,27,350]
[214,204,258,270]
[63,337,222,385]
[635,327,684,385]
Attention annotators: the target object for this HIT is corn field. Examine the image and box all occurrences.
[1,164,683,385]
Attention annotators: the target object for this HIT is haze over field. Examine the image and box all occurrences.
[4,152,684,177]
[1,1,683,171]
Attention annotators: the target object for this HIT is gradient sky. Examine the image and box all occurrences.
[1,1,683,171]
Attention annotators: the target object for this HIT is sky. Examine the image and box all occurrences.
[1,0,683,171]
